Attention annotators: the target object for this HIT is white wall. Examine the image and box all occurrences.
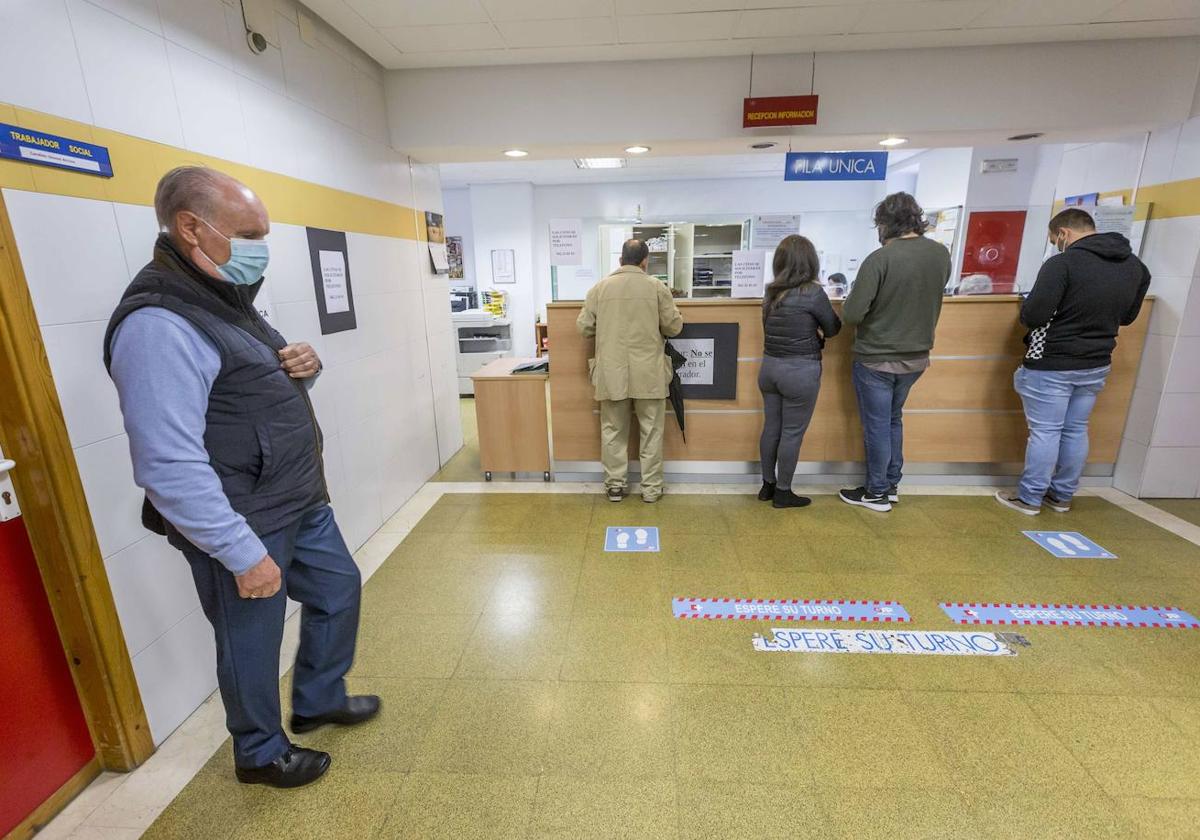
[1,0,456,745]
[387,40,1200,159]
[442,187,476,287]
[907,148,973,211]
[470,182,537,356]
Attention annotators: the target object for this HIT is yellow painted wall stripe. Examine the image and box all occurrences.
[0,102,423,240]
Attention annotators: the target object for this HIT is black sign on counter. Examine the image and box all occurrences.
[668,323,739,400]
[306,227,356,335]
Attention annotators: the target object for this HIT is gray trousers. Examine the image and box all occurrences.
[758,356,822,491]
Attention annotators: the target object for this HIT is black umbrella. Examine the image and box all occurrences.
[665,340,687,442]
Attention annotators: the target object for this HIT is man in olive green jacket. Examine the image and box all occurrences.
[578,239,684,502]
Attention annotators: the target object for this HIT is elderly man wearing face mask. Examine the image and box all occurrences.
[103,166,378,789]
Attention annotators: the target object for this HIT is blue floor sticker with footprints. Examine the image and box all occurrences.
[605,526,660,552]
[1023,531,1116,558]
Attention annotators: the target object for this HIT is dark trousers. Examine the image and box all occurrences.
[852,362,924,496]
[758,356,822,491]
[185,504,362,768]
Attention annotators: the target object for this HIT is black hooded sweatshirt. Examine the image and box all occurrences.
[1020,232,1150,371]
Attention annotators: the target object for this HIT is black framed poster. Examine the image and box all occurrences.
[306,227,357,335]
[667,322,739,400]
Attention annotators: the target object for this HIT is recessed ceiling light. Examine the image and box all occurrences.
[625,145,651,155]
[575,157,626,169]
[879,137,908,147]
[750,141,777,150]
[503,149,528,158]
[1008,132,1044,141]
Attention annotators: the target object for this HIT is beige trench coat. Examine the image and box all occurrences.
[576,265,684,401]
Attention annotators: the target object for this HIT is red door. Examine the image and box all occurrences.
[0,456,94,835]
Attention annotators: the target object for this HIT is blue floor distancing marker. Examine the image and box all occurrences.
[673,597,909,622]
[605,526,660,552]
[940,602,1200,629]
[1023,531,1115,559]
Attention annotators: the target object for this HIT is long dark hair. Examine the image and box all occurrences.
[874,192,928,242]
[764,234,820,312]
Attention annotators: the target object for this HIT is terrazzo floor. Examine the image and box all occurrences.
[139,491,1200,839]
[1146,498,1200,529]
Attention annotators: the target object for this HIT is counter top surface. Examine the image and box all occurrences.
[471,356,548,381]
[548,295,1156,308]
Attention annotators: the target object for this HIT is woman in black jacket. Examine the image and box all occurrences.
[758,235,842,508]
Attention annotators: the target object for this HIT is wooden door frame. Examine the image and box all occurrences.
[0,191,154,774]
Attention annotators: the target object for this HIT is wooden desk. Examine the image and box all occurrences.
[471,357,551,480]
[546,296,1153,467]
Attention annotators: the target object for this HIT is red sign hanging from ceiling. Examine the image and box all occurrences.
[743,95,819,128]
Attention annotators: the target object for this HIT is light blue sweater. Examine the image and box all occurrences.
[109,307,317,575]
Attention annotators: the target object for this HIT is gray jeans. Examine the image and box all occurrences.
[758,356,822,491]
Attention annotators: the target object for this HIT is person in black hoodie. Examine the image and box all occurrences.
[758,235,842,508]
[996,208,1150,515]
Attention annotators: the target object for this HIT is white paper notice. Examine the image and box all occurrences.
[319,250,349,313]
[751,215,801,251]
[429,242,449,272]
[492,249,516,284]
[668,338,716,385]
[549,218,583,265]
[731,250,769,298]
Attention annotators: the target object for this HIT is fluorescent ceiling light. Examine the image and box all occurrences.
[503,149,528,158]
[879,137,908,147]
[575,157,626,169]
[624,145,651,155]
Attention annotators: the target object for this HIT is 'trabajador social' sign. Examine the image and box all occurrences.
[0,122,113,177]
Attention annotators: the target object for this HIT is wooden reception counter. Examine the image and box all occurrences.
[546,296,1152,467]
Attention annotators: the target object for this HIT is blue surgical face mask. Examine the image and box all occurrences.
[198,217,270,286]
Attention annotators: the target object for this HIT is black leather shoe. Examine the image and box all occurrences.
[235,744,330,788]
[290,694,381,734]
[757,481,776,502]
[773,488,812,509]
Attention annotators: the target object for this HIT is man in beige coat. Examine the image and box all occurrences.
[577,239,684,502]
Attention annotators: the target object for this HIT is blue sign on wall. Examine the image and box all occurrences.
[784,151,888,181]
[1023,531,1115,559]
[0,123,113,178]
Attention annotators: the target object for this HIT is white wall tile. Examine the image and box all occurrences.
[236,75,304,179]
[1122,385,1163,446]
[1164,336,1200,392]
[73,433,146,558]
[223,1,286,94]
[1113,437,1148,496]
[1180,275,1200,337]
[1134,331,1176,394]
[320,431,348,511]
[1170,114,1200,182]
[1146,275,1190,338]
[1150,393,1200,446]
[68,0,185,146]
[158,0,229,62]
[113,202,162,278]
[1140,215,1200,280]
[5,190,130,325]
[1140,446,1200,498]
[131,607,217,743]
[306,360,343,440]
[1140,122,1181,186]
[0,0,93,123]
[333,416,383,550]
[260,223,314,304]
[87,0,162,33]
[353,68,389,145]
[167,42,250,163]
[278,12,358,129]
[105,534,200,656]
[41,320,125,448]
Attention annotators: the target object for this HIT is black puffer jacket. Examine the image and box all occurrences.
[762,284,842,359]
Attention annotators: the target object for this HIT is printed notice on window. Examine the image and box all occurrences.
[320,250,349,314]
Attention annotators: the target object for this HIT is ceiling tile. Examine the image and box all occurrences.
[380,22,505,52]
[1097,0,1200,22]
[497,17,617,47]
[735,6,858,38]
[616,0,742,15]
[851,1,992,34]
[618,11,738,42]
[482,0,616,21]
[969,0,1121,27]
[345,0,490,27]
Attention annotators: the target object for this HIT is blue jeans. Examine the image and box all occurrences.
[184,505,362,768]
[852,362,925,496]
[1014,365,1110,506]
